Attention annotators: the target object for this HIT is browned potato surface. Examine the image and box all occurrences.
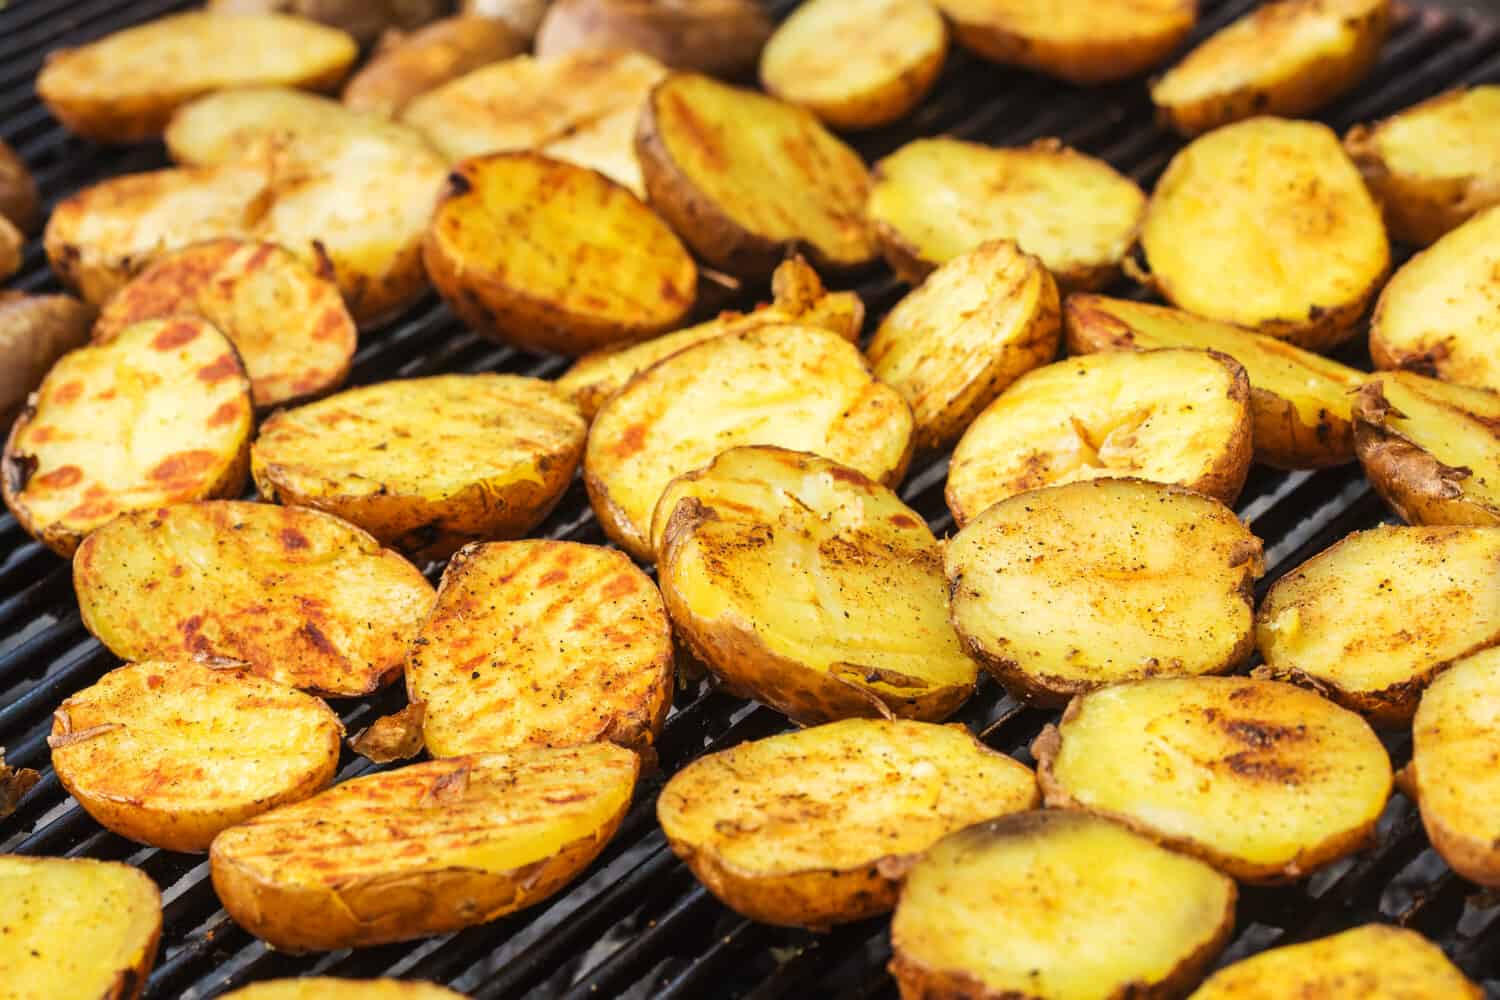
[538,0,773,78]
[0,216,20,282]
[0,749,40,820]
[344,17,526,118]
[0,292,96,430]
[463,0,550,40]
[207,0,451,45]
[0,137,39,234]
[222,981,467,1000]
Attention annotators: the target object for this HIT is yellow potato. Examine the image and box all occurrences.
[0,292,97,431]
[343,17,526,119]
[222,980,466,1000]
[538,102,650,196]
[536,0,773,78]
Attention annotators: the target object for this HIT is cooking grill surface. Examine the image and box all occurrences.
[2,1,1499,996]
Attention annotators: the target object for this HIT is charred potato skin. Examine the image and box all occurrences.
[0,138,40,234]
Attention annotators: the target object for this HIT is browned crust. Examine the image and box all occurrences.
[1251,660,1455,729]
[583,462,654,561]
[945,4,1195,85]
[1409,764,1500,889]
[0,138,39,234]
[1193,349,1255,505]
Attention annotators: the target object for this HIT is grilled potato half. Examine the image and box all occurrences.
[0,292,96,431]
[868,137,1145,288]
[74,501,435,697]
[658,718,1038,928]
[890,811,1236,1000]
[1256,526,1500,725]
[51,660,343,853]
[252,374,586,560]
[3,318,253,557]
[223,981,467,1000]
[211,745,638,952]
[343,17,527,119]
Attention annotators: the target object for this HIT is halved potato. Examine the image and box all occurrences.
[253,374,586,560]
[210,744,639,952]
[538,103,650,196]
[51,659,343,853]
[0,137,39,234]
[945,349,1253,525]
[1151,0,1391,136]
[2,318,253,557]
[222,980,466,1000]
[890,811,1236,1000]
[946,478,1263,706]
[585,325,913,559]
[1064,294,1365,469]
[1140,117,1390,352]
[73,501,435,697]
[343,18,526,119]
[658,718,1037,928]
[1255,525,1500,725]
[536,0,773,78]
[0,292,97,431]
[657,446,974,724]
[867,137,1146,288]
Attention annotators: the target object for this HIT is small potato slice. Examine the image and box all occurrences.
[658,718,1038,928]
[73,501,435,697]
[1256,525,1500,725]
[0,292,96,430]
[945,349,1252,524]
[890,811,1236,1000]
[1140,117,1390,352]
[210,745,639,952]
[222,980,466,1000]
[536,0,773,78]
[51,660,343,853]
[409,539,673,757]
[585,325,913,559]
[946,478,1263,706]
[3,318,252,557]
[656,447,974,724]
[0,137,39,234]
[867,137,1145,288]
[343,18,526,119]
[1151,0,1391,136]
[0,856,161,1000]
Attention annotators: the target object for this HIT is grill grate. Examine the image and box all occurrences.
[3,0,1500,996]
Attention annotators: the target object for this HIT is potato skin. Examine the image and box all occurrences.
[343,17,525,118]
[208,0,453,46]
[0,216,19,283]
[538,0,773,78]
[0,292,96,431]
[0,138,39,234]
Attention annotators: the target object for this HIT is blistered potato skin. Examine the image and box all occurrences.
[343,17,526,119]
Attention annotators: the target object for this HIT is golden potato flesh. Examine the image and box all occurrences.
[538,102,650,197]
[2,318,253,557]
[945,349,1253,525]
[223,980,466,1000]
[656,446,974,724]
[51,660,343,853]
[210,745,638,952]
[1141,117,1390,352]
[73,501,435,697]
[658,718,1038,928]
[252,374,586,560]
[890,811,1236,1000]
[946,478,1263,706]
[343,17,526,119]
[1256,526,1500,725]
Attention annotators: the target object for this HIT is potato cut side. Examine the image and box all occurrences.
[73,501,435,697]
[3,318,252,557]
[890,811,1236,1000]
[540,103,649,196]
[659,718,1037,928]
[656,447,973,724]
[223,981,467,1000]
[868,137,1145,289]
[51,660,343,853]
[343,17,527,119]
[254,374,585,560]
[210,745,638,952]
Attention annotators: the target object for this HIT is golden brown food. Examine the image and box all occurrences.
[349,703,427,764]
[0,216,20,282]
[206,0,451,46]
[0,292,96,430]
[221,980,467,1000]
[343,17,526,118]
[463,0,550,40]
[0,138,39,234]
[537,0,773,78]
[0,749,40,821]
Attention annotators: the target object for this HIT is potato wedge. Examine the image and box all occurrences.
[945,349,1253,524]
[890,811,1236,1000]
[658,718,1038,928]
[3,318,253,557]
[409,539,673,756]
[0,292,96,431]
[537,0,773,78]
[343,18,526,118]
[1151,0,1391,136]
[585,325,913,559]
[1064,294,1364,469]
[36,12,358,144]
[946,478,1263,706]
[1256,526,1500,725]
[656,447,974,723]
[222,981,466,1000]
[867,137,1146,288]
[73,501,435,697]
[0,856,161,1000]
[0,138,39,234]
[207,0,450,46]
[51,660,343,853]
[1140,117,1390,352]
[210,745,638,952]
[637,73,876,279]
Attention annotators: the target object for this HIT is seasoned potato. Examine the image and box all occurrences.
[0,138,39,234]
[409,539,673,756]
[51,660,343,853]
[211,745,638,951]
[538,0,773,78]
[656,447,974,723]
[222,981,466,1000]
[946,478,1263,706]
[585,324,913,559]
[36,13,358,144]
[3,318,252,557]
[867,137,1145,288]
[1140,117,1390,352]
[0,292,96,431]
[344,18,525,118]
[74,501,435,697]
[0,856,161,1000]
[658,718,1038,928]
[463,0,551,40]
[1151,0,1391,136]
[1065,294,1365,469]
[890,811,1236,1000]
[1256,526,1500,725]
[207,0,452,46]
